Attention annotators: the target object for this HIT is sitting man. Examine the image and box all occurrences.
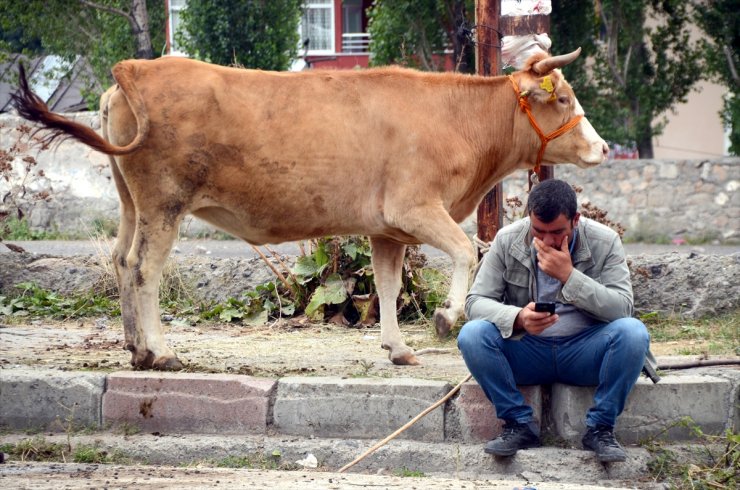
[457,179,656,463]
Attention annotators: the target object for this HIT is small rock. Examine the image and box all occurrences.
[295,453,318,468]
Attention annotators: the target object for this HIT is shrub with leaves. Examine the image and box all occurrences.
[198,236,448,327]
[0,123,54,243]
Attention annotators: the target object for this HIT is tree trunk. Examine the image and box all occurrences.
[636,129,654,159]
[131,0,153,59]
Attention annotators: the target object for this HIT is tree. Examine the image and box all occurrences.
[551,0,704,158]
[0,0,165,101]
[176,0,302,71]
[367,0,475,72]
[694,0,739,155]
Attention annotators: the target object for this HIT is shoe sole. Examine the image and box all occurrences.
[484,442,541,457]
[582,444,626,463]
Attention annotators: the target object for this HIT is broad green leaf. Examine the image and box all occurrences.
[243,308,269,326]
[219,308,244,322]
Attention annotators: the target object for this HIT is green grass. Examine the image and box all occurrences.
[640,310,740,356]
[393,467,426,477]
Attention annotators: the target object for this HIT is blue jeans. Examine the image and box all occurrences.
[457,318,649,428]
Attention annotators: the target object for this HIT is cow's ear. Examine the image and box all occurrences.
[518,71,564,104]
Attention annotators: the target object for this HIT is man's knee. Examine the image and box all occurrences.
[457,319,501,352]
[610,317,650,348]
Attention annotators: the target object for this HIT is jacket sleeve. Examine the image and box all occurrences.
[464,235,523,338]
[559,233,634,321]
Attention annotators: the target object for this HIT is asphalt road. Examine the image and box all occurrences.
[1,239,737,258]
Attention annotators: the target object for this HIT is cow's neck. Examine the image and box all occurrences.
[447,74,533,221]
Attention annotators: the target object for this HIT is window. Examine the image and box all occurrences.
[341,0,369,53]
[301,1,335,54]
[167,0,187,55]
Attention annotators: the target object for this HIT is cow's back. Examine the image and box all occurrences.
[105,58,493,244]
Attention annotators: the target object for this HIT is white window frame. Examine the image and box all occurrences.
[299,1,336,55]
[167,0,188,56]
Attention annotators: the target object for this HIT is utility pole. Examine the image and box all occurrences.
[475,0,553,254]
[474,0,502,252]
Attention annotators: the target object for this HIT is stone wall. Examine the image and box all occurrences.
[494,158,739,244]
[2,112,738,243]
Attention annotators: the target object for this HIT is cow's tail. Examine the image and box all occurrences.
[11,62,149,156]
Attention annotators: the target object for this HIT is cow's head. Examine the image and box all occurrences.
[512,48,608,169]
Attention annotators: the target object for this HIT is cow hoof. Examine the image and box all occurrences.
[433,308,453,338]
[129,349,156,370]
[389,350,421,366]
[153,356,185,371]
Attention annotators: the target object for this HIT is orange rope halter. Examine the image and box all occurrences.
[508,75,584,175]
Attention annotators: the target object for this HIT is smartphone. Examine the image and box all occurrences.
[534,302,556,314]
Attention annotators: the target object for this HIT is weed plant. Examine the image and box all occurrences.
[644,417,739,489]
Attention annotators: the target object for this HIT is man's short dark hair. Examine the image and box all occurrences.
[526,179,578,222]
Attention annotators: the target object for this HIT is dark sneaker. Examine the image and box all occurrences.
[582,425,627,462]
[484,422,541,456]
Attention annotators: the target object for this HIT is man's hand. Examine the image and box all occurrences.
[533,235,573,283]
[514,302,558,335]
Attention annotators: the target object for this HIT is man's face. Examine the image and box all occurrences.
[530,212,580,249]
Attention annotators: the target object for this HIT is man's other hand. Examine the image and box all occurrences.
[533,235,573,283]
[514,302,558,335]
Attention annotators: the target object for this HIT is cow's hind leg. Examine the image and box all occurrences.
[124,211,184,370]
[369,237,419,365]
[394,207,476,338]
[108,159,144,364]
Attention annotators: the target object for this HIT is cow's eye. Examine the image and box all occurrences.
[557,96,569,105]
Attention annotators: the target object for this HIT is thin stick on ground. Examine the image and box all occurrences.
[250,244,293,294]
[264,244,298,284]
[337,372,472,473]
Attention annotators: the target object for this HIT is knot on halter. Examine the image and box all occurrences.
[508,75,584,173]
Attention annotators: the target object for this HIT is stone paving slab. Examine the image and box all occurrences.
[551,373,736,444]
[446,381,542,443]
[0,368,105,430]
[273,377,451,442]
[2,367,738,447]
[102,371,276,434]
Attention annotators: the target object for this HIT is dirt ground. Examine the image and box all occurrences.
[0,462,634,490]
[0,318,474,382]
[0,316,721,380]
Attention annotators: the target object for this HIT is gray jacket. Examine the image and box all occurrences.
[465,217,660,382]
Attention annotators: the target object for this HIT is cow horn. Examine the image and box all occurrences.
[533,47,582,75]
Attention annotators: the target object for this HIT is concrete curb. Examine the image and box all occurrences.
[1,366,738,445]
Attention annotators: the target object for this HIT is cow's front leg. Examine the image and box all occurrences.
[392,206,476,338]
[369,237,419,365]
[124,213,184,371]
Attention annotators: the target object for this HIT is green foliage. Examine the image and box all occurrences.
[0,0,166,104]
[694,0,740,155]
[177,0,302,70]
[368,0,474,72]
[1,436,67,461]
[644,416,739,489]
[551,0,704,157]
[0,217,65,241]
[0,282,120,319]
[198,282,292,324]
[195,236,445,327]
[72,445,111,464]
[393,467,426,477]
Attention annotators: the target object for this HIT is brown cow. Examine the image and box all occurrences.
[12,49,608,370]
